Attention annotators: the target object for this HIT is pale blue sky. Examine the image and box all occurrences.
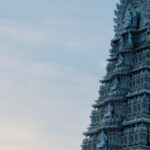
[0,1,119,150]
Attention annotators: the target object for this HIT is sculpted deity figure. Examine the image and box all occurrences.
[132,11,139,29]
[127,32,133,49]
[123,6,133,29]
[97,131,108,149]
[119,36,124,51]
[116,54,125,68]
[104,103,114,118]
[109,42,117,56]
[143,94,149,102]
[110,78,120,92]
[109,47,115,56]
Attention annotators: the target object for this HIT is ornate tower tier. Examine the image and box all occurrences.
[81,0,150,150]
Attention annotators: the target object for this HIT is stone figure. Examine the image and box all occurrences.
[104,103,114,118]
[143,94,149,102]
[123,6,132,29]
[82,138,88,144]
[119,36,124,51]
[116,54,125,68]
[126,32,133,49]
[97,131,108,149]
[148,23,150,33]
[132,11,139,29]
[110,42,117,56]
[109,48,115,56]
[110,78,120,92]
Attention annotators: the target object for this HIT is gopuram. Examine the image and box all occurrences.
[81,0,150,150]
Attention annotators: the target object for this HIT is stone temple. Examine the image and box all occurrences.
[81,0,150,150]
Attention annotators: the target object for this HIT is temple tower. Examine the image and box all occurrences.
[81,0,150,149]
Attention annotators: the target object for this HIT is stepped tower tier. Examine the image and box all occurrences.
[81,0,150,150]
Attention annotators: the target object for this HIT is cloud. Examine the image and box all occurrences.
[0,10,108,150]
[0,114,50,150]
[0,1,119,149]
[0,17,110,76]
[0,16,111,51]
[0,23,43,44]
[0,55,99,150]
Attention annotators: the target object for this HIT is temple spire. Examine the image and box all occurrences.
[82,1,150,150]
[113,0,150,38]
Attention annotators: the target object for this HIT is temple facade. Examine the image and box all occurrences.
[81,0,150,150]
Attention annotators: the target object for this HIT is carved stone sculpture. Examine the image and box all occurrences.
[97,131,108,149]
[123,6,132,29]
[109,48,115,56]
[132,11,139,29]
[116,54,125,68]
[110,78,120,92]
[104,104,114,118]
[143,94,149,102]
[119,36,124,51]
[126,32,133,49]
[110,42,117,56]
